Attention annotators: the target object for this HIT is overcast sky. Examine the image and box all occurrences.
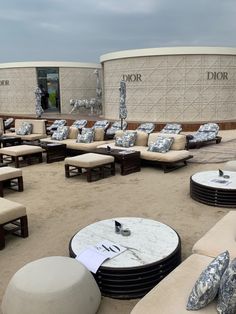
[0,0,236,64]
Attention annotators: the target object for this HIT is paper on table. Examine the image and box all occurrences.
[76,240,127,273]
[76,248,108,273]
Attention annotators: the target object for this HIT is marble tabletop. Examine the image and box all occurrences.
[191,170,236,189]
[70,217,180,268]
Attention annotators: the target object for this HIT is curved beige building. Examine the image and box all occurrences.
[101,47,236,122]
[0,61,100,115]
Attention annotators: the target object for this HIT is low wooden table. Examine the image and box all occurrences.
[93,148,141,175]
[190,170,236,207]
[69,217,181,299]
[40,142,67,163]
[0,136,22,148]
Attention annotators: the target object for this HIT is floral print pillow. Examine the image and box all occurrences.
[148,136,174,153]
[76,128,94,143]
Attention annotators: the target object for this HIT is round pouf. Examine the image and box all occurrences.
[1,256,101,314]
[224,160,236,172]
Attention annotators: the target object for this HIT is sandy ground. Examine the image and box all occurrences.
[0,130,235,314]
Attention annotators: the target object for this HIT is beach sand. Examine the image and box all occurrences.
[0,129,235,314]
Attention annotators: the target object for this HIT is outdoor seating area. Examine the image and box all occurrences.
[1,115,236,314]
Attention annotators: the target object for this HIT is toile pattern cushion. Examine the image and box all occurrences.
[76,128,94,143]
[137,123,155,134]
[115,131,137,148]
[148,136,174,153]
[160,123,182,134]
[186,250,230,310]
[51,126,69,141]
[217,257,236,314]
[16,122,33,135]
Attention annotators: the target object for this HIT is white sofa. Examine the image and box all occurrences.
[98,130,193,172]
[131,211,236,314]
[4,119,47,141]
[40,127,113,154]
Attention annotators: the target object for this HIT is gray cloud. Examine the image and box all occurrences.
[0,0,236,63]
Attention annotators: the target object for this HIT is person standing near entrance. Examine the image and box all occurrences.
[39,84,49,110]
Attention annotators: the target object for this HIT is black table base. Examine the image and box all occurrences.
[190,177,236,208]
[69,238,181,299]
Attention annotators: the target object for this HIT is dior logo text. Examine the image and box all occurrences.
[0,80,9,86]
[207,72,228,80]
[122,74,142,82]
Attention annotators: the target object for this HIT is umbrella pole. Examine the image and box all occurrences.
[121,118,123,130]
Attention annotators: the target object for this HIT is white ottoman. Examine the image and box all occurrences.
[0,145,44,168]
[0,167,23,197]
[65,153,115,182]
[0,198,28,250]
[1,256,101,314]
[223,160,236,171]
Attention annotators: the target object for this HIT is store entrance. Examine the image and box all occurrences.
[37,67,60,112]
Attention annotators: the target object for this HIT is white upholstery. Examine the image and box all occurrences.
[0,145,44,157]
[4,119,47,140]
[0,198,26,224]
[131,254,217,314]
[65,153,114,168]
[0,167,22,181]
[192,211,236,259]
[1,256,101,314]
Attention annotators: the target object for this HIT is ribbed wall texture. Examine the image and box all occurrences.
[102,54,236,122]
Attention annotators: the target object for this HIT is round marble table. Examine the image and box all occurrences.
[190,170,236,207]
[69,217,181,299]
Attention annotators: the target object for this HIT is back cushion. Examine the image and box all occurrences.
[148,133,186,150]
[114,130,148,146]
[94,128,104,141]
[135,131,149,146]
[67,127,79,139]
[15,119,46,134]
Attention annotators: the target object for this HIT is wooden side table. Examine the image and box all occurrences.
[40,142,67,163]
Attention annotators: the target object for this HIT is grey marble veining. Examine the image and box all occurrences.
[71,217,179,268]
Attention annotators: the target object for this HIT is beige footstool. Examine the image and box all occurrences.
[64,153,115,182]
[223,160,236,171]
[1,256,101,314]
[0,145,44,168]
[0,167,23,197]
[0,198,28,250]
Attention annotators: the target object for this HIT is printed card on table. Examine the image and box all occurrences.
[76,240,127,273]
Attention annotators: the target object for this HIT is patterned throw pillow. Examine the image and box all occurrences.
[16,122,33,135]
[115,131,137,148]
[186,251,230,310]
[148,136,174,153]
[217,258,236,314]
[51,126,69,141]
[76,128,94,143]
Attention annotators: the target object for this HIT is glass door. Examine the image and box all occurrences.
[37,67,60,112]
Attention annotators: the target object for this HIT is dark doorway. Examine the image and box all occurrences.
[37,67,60,112]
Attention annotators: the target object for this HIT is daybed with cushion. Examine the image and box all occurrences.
[71,119,87,130]
[40,126,113,155]
[92,120,110,131]
[132,211,236,314]
[98,130,193,172]
[46,119,67,135]
[187,123,221,149]
[160,123,182,134]
[4,119,47,142]
[105,120,128,139]
[136,122,155,134]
